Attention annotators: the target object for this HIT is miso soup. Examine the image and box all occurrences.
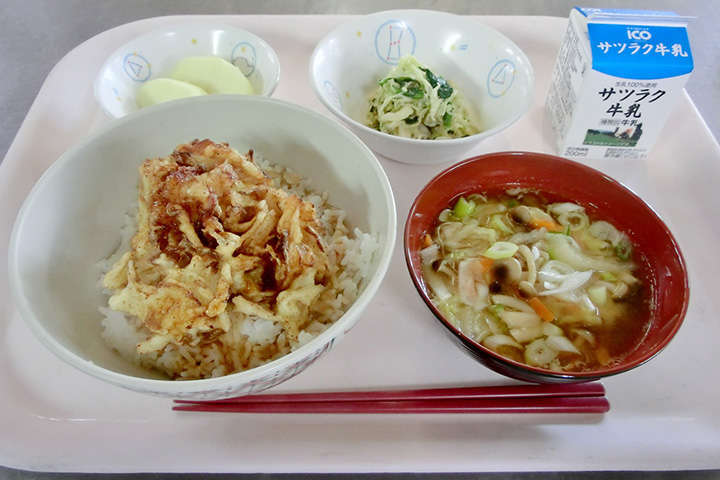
[420,189,650,372]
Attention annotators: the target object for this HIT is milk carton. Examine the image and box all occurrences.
[546,8,693,159]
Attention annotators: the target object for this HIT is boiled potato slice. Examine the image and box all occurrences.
[169,56,254,95]
[137,78,208,108]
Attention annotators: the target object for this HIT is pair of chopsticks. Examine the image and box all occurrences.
[172,382,609,414]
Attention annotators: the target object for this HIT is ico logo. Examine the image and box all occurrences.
[627,28,652,41]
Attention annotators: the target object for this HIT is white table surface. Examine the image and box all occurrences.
[1,1,719,479]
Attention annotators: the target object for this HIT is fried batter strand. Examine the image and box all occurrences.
[103,139,331,354]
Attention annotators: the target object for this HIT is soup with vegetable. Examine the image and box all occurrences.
[420,189,650,372]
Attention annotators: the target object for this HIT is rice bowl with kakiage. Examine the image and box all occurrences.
[99,139,379,380]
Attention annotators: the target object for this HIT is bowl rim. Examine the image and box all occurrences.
[403,150,690,381]
[94,22,282,119]
[9,94,397,396]
[308,9,535,147]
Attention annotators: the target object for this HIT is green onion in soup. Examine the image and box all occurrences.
[420,190,649,372]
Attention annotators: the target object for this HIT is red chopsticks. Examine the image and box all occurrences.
[172,382,609,414]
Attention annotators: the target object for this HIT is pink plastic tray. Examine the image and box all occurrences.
[1,15,719,473]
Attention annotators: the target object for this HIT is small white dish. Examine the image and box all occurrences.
[309,10,534,165]
[94,24,281,119]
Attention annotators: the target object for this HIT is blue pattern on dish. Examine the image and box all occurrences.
[487,59,517,98]
[374,20,416,65]
[231,42,257,77]
[324,80,342,111]
[123,52,152,82]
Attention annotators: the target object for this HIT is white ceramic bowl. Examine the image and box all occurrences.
[94,24,281,119]
[309,10,534,165]
[9,95,396,400]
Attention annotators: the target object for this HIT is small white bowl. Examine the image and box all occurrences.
[9,95,396,400]
[94,24,281,119]
[309,10,534,165]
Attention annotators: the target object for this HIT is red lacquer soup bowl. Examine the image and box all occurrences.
[404,151,689,384]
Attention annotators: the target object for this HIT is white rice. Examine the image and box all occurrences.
[99,156,378,380]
